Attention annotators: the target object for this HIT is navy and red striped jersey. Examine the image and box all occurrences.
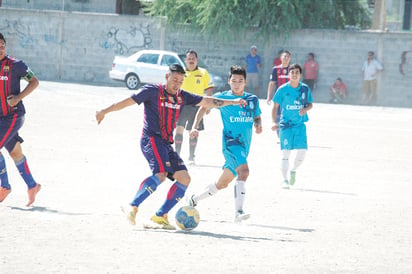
[0,56,34,117]
[132,84,203,144]
[270,65,290,91]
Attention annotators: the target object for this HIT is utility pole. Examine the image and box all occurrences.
[372,0,387,30]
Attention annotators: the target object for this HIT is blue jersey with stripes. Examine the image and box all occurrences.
[214,90,261,156]
[131,84,203,144]
[273,82,313,128]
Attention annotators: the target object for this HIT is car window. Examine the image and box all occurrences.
[137,54,159,65]
[161,55,181,66]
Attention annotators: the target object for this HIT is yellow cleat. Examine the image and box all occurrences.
[121,205,138,225]
[149,214,176,230]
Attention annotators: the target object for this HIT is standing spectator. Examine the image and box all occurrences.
[0,33,41,206]
[329,77,348,103]
[271,64,313,188]
[362,51,383,105]
[303,53,319,92]
[244,45,262,95]
[174,50,214,165]
[273,49,283,66]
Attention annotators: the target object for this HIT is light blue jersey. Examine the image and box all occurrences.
[273,82,313,150]
[214,90,261,175]
[273,82,313,128]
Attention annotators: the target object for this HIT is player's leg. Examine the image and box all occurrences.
[186,106,202,164]
[174,125,185,155]
[234,164,251,222]
[0,152,11,202]
[281,150,291,188]
[289,125,308,185]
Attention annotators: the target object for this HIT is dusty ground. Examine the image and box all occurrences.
[1,81,411,274]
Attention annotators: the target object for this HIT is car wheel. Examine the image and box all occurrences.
[125,74,140,90]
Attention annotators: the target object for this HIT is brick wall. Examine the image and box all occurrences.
[1,8,411,107]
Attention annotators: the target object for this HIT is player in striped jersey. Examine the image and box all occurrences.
[96,64,246,229]
[0,33,41,206]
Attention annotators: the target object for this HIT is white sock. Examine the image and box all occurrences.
[291,149,306,171]
[234,180,246,212]
[193,183,218,203]
[281,150,291,180]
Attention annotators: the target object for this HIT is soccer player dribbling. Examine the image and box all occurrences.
[96,64,246,230]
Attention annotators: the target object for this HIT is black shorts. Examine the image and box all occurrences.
[176,105,204,131]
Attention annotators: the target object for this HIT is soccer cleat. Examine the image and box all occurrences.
[289,171,296,186]
[26,183,41,207]
[121,205,138,225]
[0,187,11,202]
[150,214,176,230]
[282,179,290,189]
[235,210,251,223]
[187,194,197,207]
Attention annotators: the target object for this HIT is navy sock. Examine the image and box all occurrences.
[15,156,36,189]
[130,175,161,207]
[156,181,187,216]
[0,154,10,189]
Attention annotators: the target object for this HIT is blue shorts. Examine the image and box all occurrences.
[141,135,187,181]
[0,113,24,152]
[279,124,307,150]
[222,145,248,177]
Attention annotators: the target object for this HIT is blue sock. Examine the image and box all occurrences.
[156,181,187,216]
[130,175,161,207]
[0,154,10,189]
[15,156,36,189]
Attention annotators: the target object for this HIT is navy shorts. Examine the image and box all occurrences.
[141,135,187,181]
[176,105,204,131]
[0,113,24,152]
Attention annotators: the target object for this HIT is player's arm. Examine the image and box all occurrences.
[196,96,246,109]
[96,97,136,124]
[299,103,313,116]
[271,103,280,132]
[7,74,39,107]
[254,116,262,134]
[190,106,209,139]
[266,81,275,105]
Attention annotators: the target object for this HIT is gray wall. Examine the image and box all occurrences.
[1,8,411,107]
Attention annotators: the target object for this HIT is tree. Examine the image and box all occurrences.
[144,0,371,42]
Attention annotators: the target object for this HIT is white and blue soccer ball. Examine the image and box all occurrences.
[175,206,200,231]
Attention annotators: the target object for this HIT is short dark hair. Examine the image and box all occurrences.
[0,33,5,44]
[308,52,315,58]
[229,65,246,79]
[169,63,186,74]
[185,49,198,58]
[288,63,302,74]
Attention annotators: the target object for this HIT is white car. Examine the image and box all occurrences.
[109,49,226,91]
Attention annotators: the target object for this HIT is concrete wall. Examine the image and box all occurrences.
[1,8,411,107]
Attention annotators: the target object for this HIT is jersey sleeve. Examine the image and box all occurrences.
[15,60,35,81]
[131,84,157,104]
[181,90,203,106]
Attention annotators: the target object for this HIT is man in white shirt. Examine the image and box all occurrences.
[362,51,383,105]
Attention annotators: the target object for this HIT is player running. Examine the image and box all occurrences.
[271,64,313,188]
[0,33,41,206]
[187,65,262,223]
[96,64,246,230]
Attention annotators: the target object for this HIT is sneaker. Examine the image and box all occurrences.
[235,210,251,223]
[121,205,138,225]
[0,187,11,202]
[150,214,176,230]
[187,194,197,207]
[282,179,290,189]
[289,171,296,186]
[26,183,41,206]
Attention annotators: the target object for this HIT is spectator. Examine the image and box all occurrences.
[329,77,348,103]
[244,45,262,95]
[303,53,319,92]
[362,51,383,105]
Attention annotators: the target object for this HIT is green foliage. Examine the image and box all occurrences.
[145,0,371,42]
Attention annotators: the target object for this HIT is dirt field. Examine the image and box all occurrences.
[1,81,411,274]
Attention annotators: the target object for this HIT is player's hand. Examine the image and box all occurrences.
[271,123,278,131]
[299,108,307,116]
[234,98,247,107]
[255,125,262,134]
[6,95,20,107]
[96,110,105,124]
[190,129,199,139]
[266,99,272,105]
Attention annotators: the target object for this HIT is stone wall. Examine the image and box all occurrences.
[0,8,411,107]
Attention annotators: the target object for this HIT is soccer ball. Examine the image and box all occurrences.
[175,206,200,231]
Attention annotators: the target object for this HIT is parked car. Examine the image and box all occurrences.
[109,49,227,91]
